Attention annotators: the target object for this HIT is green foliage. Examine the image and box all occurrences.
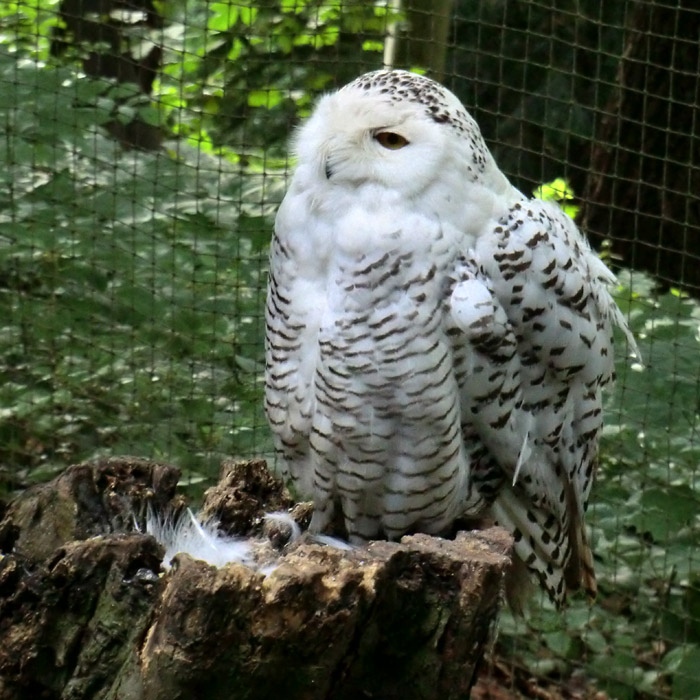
[0,47,283,492]
[533,177,580,220]
[0,0,62,59]
[0,0,392,495]
[153,0,398,157]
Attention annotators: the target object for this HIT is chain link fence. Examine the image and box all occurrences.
[1,1,699,698]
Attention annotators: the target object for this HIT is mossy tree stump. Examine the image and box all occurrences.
[0,458,511,700]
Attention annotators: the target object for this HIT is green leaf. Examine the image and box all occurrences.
[663,646,700,699]
[627,485,699,542]
[247,89,284,109]
[533,178,580,219]
[208,3,238,31]
[362,40,384,52]
[239,6,258,26]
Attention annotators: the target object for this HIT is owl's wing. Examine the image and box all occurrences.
[451,199,637,606]
[264,230,318,497]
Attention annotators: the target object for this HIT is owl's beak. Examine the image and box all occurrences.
[324,159,333,180]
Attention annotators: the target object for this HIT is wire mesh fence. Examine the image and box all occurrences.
[1,1,699,698]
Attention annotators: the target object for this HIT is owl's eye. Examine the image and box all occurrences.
[374,131,409,150]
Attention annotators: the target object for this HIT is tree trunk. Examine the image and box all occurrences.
[581,0,700,292]
[51,0,164,150]
[0,457,512,700]
[385,0,455,81]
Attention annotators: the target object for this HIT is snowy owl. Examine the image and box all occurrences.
[264,69,638,605]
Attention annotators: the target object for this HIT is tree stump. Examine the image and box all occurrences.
[0,457,512,700]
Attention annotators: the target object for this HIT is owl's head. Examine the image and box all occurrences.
[292,70,509,199]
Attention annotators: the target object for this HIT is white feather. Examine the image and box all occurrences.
[512,431,531,487]
[312,534,356,551]
[263,510,302,542]
[146,508,256,569]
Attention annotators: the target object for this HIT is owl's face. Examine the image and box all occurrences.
[292,70,497,200]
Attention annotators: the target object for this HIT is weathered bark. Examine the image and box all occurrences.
[198,457,297,535]
[582,0,700,292]
[0,457,180,700]
[0,458,512,700]
[0,456,182,562]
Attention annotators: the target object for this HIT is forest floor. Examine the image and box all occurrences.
[473,655,610,700]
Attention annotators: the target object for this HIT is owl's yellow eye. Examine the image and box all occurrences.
[375,131,409,150]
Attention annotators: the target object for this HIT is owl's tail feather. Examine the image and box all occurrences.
[503,554,535,614]
[490,482,598,608]
[491,479,598,608]
[563,484,598,601]
[565,531,597,601]
[490,493,567,607]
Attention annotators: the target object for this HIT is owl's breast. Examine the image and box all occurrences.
[308,243,469,539]
[314,237,460,430]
